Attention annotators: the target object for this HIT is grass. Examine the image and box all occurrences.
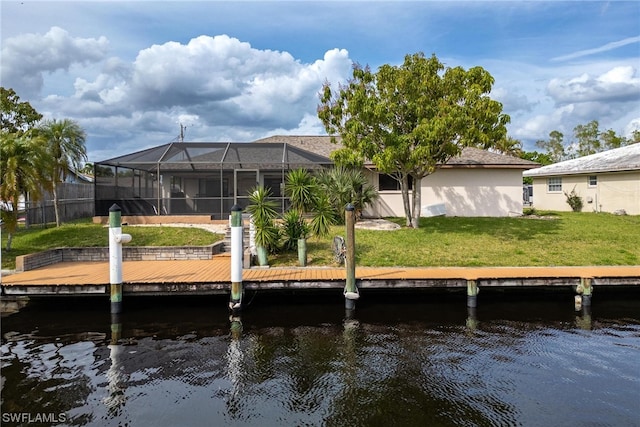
[1,212,639,270]
[270,211,640,267]
[1,218,222,270]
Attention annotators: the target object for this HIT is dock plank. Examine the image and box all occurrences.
[2,257,639,296]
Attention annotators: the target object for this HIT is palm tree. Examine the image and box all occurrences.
[0,131,47,250]
[246,186,280,265]
[38,119,87,227]
[284,168,337,239]
[316,167,379,222]
[493,136,523,157]
[284,168,318,213]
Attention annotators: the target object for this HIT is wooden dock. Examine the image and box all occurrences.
[1,256,639,296]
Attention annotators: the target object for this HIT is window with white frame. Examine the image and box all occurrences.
[588,175,597,187]
[547,177,562,192]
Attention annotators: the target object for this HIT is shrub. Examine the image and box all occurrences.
[281,209,309,251]
[564,187,583,212]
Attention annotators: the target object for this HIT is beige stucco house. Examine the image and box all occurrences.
[95,135,538,219]
[523,144,640,215]
[258,136,539,217]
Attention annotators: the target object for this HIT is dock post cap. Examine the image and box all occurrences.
[345,203,355,211]
[109,204,121,212]
[344,291,360,300]
[231,204,242,212]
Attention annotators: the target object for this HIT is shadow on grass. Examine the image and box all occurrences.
[415,215,563,241]
[380,215,562,241]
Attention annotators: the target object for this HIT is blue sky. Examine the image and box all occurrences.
[1,1,639,162]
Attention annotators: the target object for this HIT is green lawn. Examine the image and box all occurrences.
[2,212,639,270]
[272,211,640,267]
[0,218,221,270]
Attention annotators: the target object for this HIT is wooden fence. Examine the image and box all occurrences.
[25,183,94,226]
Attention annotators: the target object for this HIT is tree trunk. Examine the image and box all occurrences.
[3,197,19,251]
[6,233,13,252]
[410,176,422,228]
[400,174,412,227]
[52,181,60,227]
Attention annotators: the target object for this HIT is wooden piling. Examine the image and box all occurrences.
[229,205,243,313]
[344,204,359,310]
[581,277,592,306]
[467,280,479,308]
[108,204,131,314]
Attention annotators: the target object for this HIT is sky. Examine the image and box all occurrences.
[1,1,639,163]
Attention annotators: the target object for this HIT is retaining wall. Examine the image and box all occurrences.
[15,242,224,272]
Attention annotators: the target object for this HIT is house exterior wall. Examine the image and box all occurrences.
[531,171,640,215]
[364,168,525,218]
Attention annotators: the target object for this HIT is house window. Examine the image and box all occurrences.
[547,177,562,192]
[378,174,413,191]
[588,175,597,187]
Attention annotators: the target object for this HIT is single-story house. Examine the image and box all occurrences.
[94,136,539,218]
[257,136,539,217]
[522,144,640,215]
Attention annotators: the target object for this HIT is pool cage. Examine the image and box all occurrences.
[94,142,333,218]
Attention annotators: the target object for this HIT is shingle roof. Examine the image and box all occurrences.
[443,147,539,169]
[254,135,339,159]
[523,144,640,177]
[256,135,539,169]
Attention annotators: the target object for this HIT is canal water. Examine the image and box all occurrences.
[1,289,639,427]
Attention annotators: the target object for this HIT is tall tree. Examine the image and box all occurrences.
[538,122,636,162]
[318,52,509,228]
[494,136,523,156]
[1,88,44,248]
[0,131,47,250]
[573,120,601,157]
[535,130,566,163]
[600,128,625,150]
[520,151,553,184]
[1,87,42,134]
[38,119,87,227]
[520,151,553,166]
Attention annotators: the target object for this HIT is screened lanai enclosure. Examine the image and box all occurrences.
[94,142,332,218]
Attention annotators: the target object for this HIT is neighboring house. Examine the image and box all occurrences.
[94,136,539,218]
[64,166,94,184]
[522,144,640,215]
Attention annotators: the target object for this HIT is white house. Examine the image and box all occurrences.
[258,136,539,217]
[522,144,640,215]
[95,135,539,218]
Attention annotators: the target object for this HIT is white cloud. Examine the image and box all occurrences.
[491,87,535,114]
[547,65,640,104]
[551,36,640,62]
[513,104,576,142]
[111,35,353,133]
[28,33,354,158]
[624,118,640,137]
[1,26,109,96]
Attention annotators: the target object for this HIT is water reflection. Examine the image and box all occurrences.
[104,314,127,418]
[1,292,639,426]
